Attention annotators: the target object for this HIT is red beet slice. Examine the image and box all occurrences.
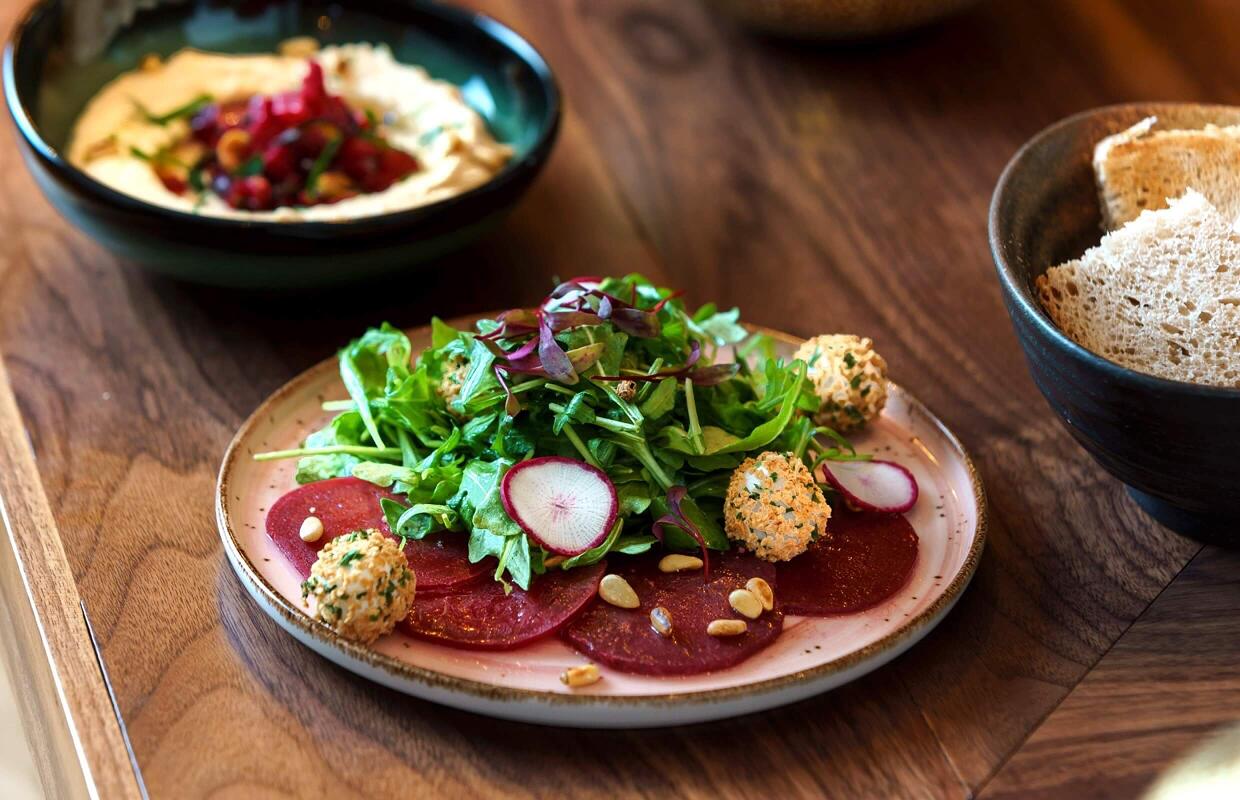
[776,511,919,615]
[265,477,487,594]
[561,552,783,676]
[399,562,607,650]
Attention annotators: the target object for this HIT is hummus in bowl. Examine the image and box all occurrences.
[67,42,513,221]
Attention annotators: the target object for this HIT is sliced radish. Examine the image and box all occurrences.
[816,459,919,514]
[501,456,619,556]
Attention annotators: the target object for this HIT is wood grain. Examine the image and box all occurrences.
[470,0,1206,786]
[0,358,142,798]
[0,0,1235,796]
[980,546,1240,799]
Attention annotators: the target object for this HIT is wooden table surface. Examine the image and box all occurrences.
[2,0,1238,797]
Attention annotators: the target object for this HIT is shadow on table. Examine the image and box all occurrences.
[216,556,941,796]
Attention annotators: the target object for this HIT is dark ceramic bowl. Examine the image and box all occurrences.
[3,0,560,288]
[990,103,1240,544]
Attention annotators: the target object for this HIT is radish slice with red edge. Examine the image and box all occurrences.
[816,459,919,514]
[501,456,618,556]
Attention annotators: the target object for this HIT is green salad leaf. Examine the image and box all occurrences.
[256,274,864,589]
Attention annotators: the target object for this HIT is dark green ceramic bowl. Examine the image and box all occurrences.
[990,103,1240,544]
[3,0,560,288]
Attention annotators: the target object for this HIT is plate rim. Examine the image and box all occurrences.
[216,317,988,709]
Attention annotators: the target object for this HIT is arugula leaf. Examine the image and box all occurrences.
[453,336,497,412]
[338,324,413,449]
[551,392,596,434]
[640,378,677,420]
[352,462,420,488]
[454,458,535,588]
[658,425,741,456]
[294,412,366,483]
[612,534,657,554]
[616,481,652,516]
[382,497,460,541]
[431,316,463,349]
[650,491,728,551]
[561,520,621,568]
[691,306,748,346]
[712,361,808,455]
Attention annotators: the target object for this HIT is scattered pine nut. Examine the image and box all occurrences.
[599,574,639,609]
[707,619,747,637]
[560,663,601,688]
[650,606,673,637]
[746,577,775,612]
[299,516,324,543]
[658,554,704,573]
[728,588,763,620]
[543,554,566,569]
[314,171,353,200]
[614,380,638,402]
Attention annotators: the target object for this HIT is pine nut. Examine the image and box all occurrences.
[599,574,639,608]
[650,606,673,637]
[543,554,566,569]
[216,129,251,172]
[707,619,747,637]
[728,588,763,620]
[560,663,601,688]
[746,577,774,612]
[299,516,324,543]
[658,554,704,573]
[140,53,162,72]
[314,171,353,200]
[614,380,638,402]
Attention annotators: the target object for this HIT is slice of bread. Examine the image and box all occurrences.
[1037,190,1240,387]
[1094,118,1240,230]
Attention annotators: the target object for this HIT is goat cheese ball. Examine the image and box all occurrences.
[724,452,833,562]
[793,334,888,432]
[437,353,469,406]
[301,528,416,644]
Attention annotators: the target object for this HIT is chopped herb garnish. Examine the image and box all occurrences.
[842,352,857,368]
[188,160,206,193]
[237,154,265,177]
[339,548,364,567]
[304,136,343,198]
[136,93,214,126]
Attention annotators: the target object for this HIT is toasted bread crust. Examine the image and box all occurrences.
[1094,118,1240,230]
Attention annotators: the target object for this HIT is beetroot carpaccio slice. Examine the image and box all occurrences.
[399,562,607,650]
[560,552,783,676]
[264,477,488,595]
[776,511,919,615]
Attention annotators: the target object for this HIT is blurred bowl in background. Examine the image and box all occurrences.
[704,0,983,40]
[3,0,560,289]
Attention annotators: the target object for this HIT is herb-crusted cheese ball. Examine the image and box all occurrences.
[437,353,469,406]
[301,529,416,644]
[794,334,888,432]
[724,452,832,562]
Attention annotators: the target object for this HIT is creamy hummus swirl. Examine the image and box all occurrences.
[67,44,513,221]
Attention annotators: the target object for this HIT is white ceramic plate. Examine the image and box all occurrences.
[216,320,986,727]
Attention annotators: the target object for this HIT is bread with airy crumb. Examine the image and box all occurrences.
[1093,118,1240,230]
[1037,190,1240,387]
